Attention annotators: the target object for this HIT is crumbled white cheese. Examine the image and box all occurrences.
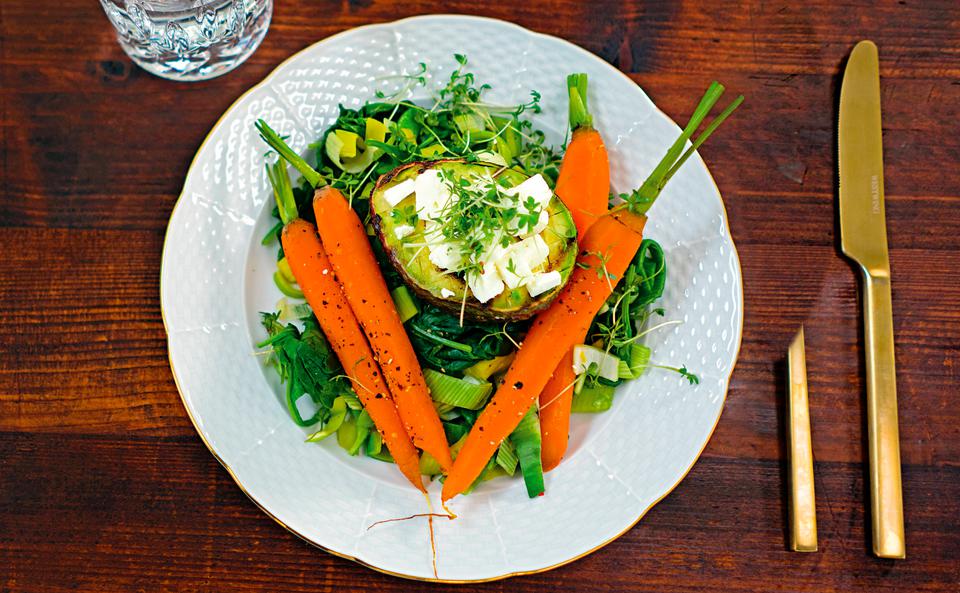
[428,242,461,271]
[439,288,456,298]
[505,173,553,209]
[467,267,505,304]
[383,178,417,207]
[519,234,550,270]
[410,169,559,305]
[393,224,415,240]
[414,170,453,220]
[496,254,526,289]
[525,270,562,297]
[495,234,550,289]
[423,222,463,271]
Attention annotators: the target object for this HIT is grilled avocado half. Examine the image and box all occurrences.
[370,160,578,322]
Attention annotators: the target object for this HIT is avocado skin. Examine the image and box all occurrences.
[370,160,578,322]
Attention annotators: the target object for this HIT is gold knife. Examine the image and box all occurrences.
[838,40,905,559]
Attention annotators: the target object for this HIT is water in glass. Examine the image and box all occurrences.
[100,0,272,81]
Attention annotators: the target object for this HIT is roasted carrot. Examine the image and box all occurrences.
[554,74,610,240]
[538,348,578,472]
[281,219,425,491]
[441,211,646,500]
[442,82,743,501]
[540,74,610,465]
[312,186,454,472]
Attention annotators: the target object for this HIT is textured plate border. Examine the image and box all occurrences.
[161,14,743,583]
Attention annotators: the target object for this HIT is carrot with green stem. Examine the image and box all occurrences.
[554,73,610,239]
[281,218,425,491]
[442,82,743,501]
[313,186,453,471]
[265,160,423,490]
[255,119,453,472]
[538,73,610,467]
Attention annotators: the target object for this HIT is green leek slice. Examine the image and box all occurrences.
[509,405,545,497]
[336,413,357,451]
[340,409,373,456]
[454,112,485,134]
[420,144,445,158]
[306,396,347,442]
[492,116,521,163]
[341,393,363,411]
[618,344,652,380]
[572,344,621,381]
[334,129,360,158]
[571,382,615,413]
[366,426,383,456]
[325,130,382,173]
[276,298,313,322]
[365,118,388,143]
[273,271,304,298]
[391,285,419,323]
[277,257,297,284]
[368,449,394,463]
[423,369,493,410]
[434,401,456,416]
[495,438,519,476]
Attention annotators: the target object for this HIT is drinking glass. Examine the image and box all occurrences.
[99,0,273,81]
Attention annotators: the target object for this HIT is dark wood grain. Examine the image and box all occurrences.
[1,0,958,591]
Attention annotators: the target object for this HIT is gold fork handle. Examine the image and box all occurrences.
[862,271,905,558]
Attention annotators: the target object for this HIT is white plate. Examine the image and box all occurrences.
[161,14,743,583]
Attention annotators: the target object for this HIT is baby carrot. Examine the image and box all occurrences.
[313,186,453,472]
[538,74,611,466]
[281,218,424,491]
[554,74,610,240]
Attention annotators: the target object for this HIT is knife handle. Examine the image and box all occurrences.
[862,271,905,558]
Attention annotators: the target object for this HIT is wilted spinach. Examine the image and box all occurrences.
[258,313,353,426]
[407,303,527,373]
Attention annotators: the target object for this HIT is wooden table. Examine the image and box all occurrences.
[2,1,958,591]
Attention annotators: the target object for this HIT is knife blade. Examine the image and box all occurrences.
[839,40,905,559]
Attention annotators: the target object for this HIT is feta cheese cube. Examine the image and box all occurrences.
[428,242,461,271]
[524,234,550,270]
[494,246,530,289]
[393,224,415,240]
[494,234,550,288]
[383,178,417,207]
[467,267,505,304]
[525,270,562,297]
[415,170,453,220]
[423,222,463,271]
[506,173,553,209]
